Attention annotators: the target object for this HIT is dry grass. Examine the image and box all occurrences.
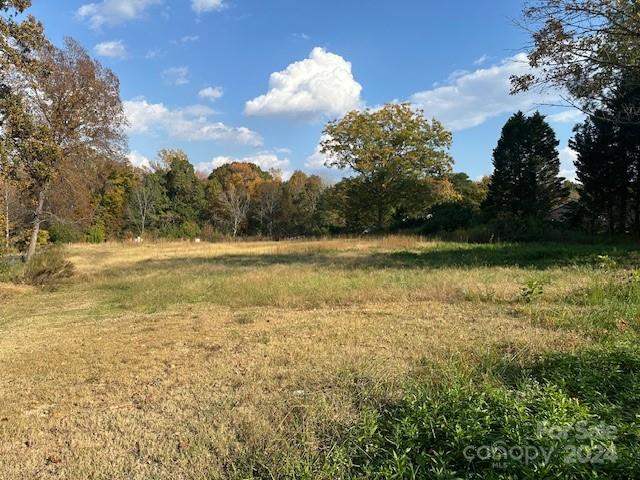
[0,237,608,479]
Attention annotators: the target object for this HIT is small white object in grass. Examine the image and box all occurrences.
[293,390,305,397]
[134,236,143,243]
[194,238,201,243]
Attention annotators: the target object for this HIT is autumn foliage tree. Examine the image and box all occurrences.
[513,0,640,123]
[1,35,127,257]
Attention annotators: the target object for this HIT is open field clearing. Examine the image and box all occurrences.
[1,237,639,479]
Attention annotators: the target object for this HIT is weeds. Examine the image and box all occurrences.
[22,247,74,286]
[521,279,544,303]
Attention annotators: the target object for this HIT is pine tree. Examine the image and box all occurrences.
[571,73,640,234]
[483,111,567,220]
[571,113,624,233]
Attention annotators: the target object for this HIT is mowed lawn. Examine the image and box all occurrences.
[1,237,639,479]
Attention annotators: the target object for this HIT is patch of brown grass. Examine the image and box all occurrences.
[0,239,594,478]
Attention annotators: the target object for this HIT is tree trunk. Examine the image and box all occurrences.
[27,188,46,261]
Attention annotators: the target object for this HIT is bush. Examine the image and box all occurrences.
[85,224,106,244]
[49,222,80,244]
[422,201,478,234]
[180,220,201,240]
[22,248,74,286]
[0,257,16,282]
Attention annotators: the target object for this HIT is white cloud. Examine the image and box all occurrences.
[245,47,363,119]
[304,136,346,182]
[94,40,127,59]
[473,54,490,66]
[198,153,292,178]
[124,97,263,146]
[559,146,578,181]
[410,53,560,131]
[548,109,585,124]
[173,35,200,45]
[145,48,162,60]
[199,86,224,102]
[127,151,153,170]
[292,33,311,41]
[162,66,190,86]
[305,143,329,170]
[77,0,161,29]
[192,0,225,13]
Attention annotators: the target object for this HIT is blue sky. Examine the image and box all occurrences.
[31,0,583,181]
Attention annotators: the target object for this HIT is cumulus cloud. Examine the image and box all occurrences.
[162,66,190,86]
[245,47,363,119]
[192,0,225,13]
[94,40,127,59]
[199,86,224,102]
[303,136,345,182]
[559,146,578,181]
[305,143,329,170]
[410,53,561,131]
[77,0,160,29]
[124,97,263,146]
[127,151,153,170]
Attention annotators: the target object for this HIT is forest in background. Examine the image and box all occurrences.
[1,0,640,260]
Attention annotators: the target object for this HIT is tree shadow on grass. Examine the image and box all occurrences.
[529,341,640,423]
[114,242,640,275]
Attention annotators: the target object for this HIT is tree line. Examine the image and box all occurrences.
[1,0,639,260]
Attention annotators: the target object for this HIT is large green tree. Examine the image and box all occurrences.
[160,149,206,230]
[483,111,567,220]
[321,103,453,230]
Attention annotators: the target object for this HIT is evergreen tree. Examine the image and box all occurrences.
[483,111,567,220]
[571,113,625,233]
[571,73,640,234]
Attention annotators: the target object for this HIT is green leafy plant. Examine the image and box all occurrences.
[521,279,544,303]
[85,224,106,244]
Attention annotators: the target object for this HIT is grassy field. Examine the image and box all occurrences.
[1,237,639,478]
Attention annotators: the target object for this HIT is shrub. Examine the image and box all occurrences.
[0,255,22,282]
[423,201,478,234]
[37,229,50,245]
[22,248,74,286]
[180,220,201,240]
[49,222,80,244]
[85,224,106,244]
